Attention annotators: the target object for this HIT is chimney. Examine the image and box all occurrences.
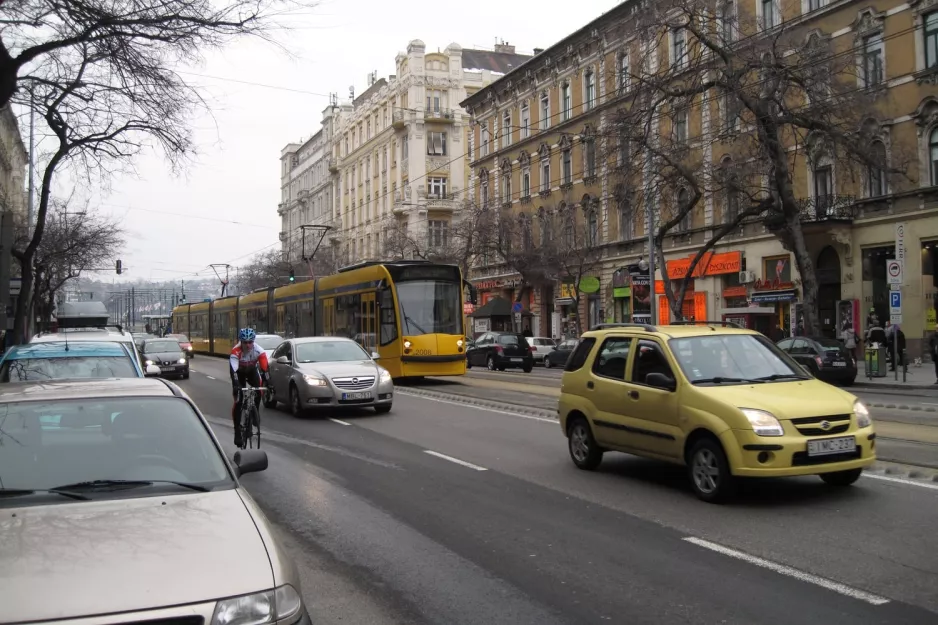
[533,48,544,55]
[494,42,516,54]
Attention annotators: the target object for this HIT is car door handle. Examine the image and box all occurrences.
[628,390,640,400]
[587,381,594,389]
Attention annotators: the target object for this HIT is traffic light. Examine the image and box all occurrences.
[289,269,295,283]
[115,259,122,275]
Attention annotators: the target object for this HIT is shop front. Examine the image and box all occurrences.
[656,251,743,322]
[473,276,523,306]
[611,267,632,323]
[627,264,652,324]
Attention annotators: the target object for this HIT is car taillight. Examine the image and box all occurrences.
[529,346,536,353]
[494,345,503,353]
[815,355,823,366]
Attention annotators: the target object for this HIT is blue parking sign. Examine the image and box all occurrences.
[889,291,901,309]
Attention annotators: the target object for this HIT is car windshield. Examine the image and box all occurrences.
[0,357,137,382]
[395,280,462,336]
[145,340,182,352]
[0,397,231,501]
[295,341,370,363]
[669,334,806,384]
[255,336,283,350]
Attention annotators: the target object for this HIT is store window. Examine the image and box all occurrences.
[722,271,748,308]
[861,245,895,328]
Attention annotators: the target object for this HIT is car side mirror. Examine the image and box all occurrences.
[645,372,677,391]
[145,364,161,377]
[371,351,380,360]
[233,449,268,476]
[276,355,289,365]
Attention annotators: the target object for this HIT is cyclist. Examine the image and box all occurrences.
[230,328,270,447]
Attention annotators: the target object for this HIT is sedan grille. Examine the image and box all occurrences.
[332,376,375,391]
[790,414,852,436]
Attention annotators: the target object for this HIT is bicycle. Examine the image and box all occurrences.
[238,386,266,450]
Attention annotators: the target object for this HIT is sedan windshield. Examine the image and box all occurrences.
[1,357,137,382]
[145,340,182,353]
[669,334,807,384]
[395,280,462,336]
[0,397,230,500]
[295,341,370,363]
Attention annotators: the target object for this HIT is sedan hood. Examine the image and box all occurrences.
[298,360,379,378]
[0,490,273,623]
[145,351,184,362]
[702,380,856,420]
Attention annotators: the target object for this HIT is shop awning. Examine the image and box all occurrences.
[469,296,533,317]
[750,290,797,303]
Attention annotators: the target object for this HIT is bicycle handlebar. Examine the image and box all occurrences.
[240,386,267,392]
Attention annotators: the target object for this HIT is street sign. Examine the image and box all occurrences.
[891,313,903,325]
[512,301,522,313]
[463,302,474,315]
[513,311,521,324]
[889,290,901,312]
[895,222,906,266]
[886,259,902,285]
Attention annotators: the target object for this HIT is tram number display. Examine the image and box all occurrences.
[413,349,432,356]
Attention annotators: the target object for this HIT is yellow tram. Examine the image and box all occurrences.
[171,261,467,378]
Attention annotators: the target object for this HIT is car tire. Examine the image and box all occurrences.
[374,404,392,414]
[842,377,856,387]
[264,384,277,409]
[466,356,472,369]
[182,369,189,380]
[544,358,552,369]
[522,364,533,373]
[819,468,863,487]
[688,437,736,503]
[568,416,603,470]
[486,355,496,371]
[289,383,304,418]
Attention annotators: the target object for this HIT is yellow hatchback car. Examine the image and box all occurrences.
[558,322,876,503]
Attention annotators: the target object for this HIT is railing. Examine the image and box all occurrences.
[425,108,455,122]
[327,157,337,171]
[798,195,857,223]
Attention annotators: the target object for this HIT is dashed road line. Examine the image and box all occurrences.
[206,376,217,380]
[864,473,938,491]
[423,450,487,471]
[330,418,352,426]
[682,537,890,605]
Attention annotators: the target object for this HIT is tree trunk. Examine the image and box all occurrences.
[786,214,821,335]
[0,45,18,111]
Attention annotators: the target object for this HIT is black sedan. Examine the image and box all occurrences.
[141,338,190,380]
[543,338,580,369]
[777,336,857,386]
[466,332,534,372]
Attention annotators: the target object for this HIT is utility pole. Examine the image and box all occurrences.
[210,264,231,297]
[27,88,35,232]
[131,286,135,329]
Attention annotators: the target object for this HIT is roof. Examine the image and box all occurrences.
[585,323,760,339]
[461,48,533,74]
[290,336,358,343]
[0,378,177,402]
[32,329,134,344]
[4,342,129,360]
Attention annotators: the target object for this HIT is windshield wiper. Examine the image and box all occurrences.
[49,479,210,493]
[0,487,89,501]
[692,376,763,385]
[753,373,806,381]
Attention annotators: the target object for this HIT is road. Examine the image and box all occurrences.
[181,357,938,624]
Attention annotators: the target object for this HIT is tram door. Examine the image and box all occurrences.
[360,293,377,353]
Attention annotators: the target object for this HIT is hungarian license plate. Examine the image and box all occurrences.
[160,367,173,373]
[511,358,523,362]
[832,361,847,367]
[342,391,372,401]
[807,436,856,457]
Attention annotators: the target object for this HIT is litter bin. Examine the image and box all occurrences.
[864,346,887,378]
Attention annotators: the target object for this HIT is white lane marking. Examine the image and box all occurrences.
[396,390,556,424]
[423,450,487,471]
[682,537,890,605]
[330,418,352,426]
[864,473,938,491]
[922,403,938,407]
[206,376,217,380]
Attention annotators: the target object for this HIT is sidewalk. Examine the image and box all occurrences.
[853,368,938,391]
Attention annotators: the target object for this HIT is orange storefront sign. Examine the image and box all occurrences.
[666,251,742,279]
[722,285,748,298]
[657,291,707,323]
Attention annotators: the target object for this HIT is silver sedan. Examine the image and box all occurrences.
[265,336,394,417]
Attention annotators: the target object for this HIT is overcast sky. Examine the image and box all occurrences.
[67,0,621,284]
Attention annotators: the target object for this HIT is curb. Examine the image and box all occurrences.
[865,460,938,484]
[396,387,558,420]
[863,401,937,412]
[853,381,937,391]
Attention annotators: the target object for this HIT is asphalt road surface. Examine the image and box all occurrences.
[180,357,938,624]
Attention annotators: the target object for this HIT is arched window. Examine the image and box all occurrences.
[930,128,938,186]
[868,140,887,197]
[812,151,834,215]
[538,207,551,245]
[615,184,632,240]
[677,187,691,231]
[587,208,599,246]
[520,214,532,249]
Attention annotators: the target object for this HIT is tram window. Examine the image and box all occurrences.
[379,287,397,346]
[299,300,314,336]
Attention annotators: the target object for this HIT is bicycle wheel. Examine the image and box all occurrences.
[247,406,261,449]
[240,406,252,450]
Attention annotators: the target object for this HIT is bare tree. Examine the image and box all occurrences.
[19,201,124,328]
[235,249,296,294]
[6,0,307,343]
[381,210,484,276]
[621,0,910,332]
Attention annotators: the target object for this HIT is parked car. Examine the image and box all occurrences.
[465,332,534,372]
[558,323,875,502]
[0,378,312,625]
[254,333,284,360]
[141,338,190,379]
[32,302,149,370]
[0,341,147,381]
[266,336,393,416]
[776,336,857,386]
[528,337,558,364]
[543,338,580,369]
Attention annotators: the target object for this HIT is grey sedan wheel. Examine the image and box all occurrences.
[290,384,303,417]
[263,383,277,408]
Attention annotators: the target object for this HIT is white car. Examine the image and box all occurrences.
[253,333,284,360]
[528,337,558,364]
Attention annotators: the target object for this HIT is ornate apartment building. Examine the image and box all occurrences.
[463,0,938,356]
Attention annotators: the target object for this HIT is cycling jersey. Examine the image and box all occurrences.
[230,342,270,374]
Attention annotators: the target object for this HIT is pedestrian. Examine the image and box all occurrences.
[841,323,859,360]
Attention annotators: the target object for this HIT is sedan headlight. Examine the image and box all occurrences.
[144,359,154,366]
[177,358,187,364]
[740,408,784,437]
[302,374,327,387]
[211,584,302,625]
[854,400,872,428]
[379,368,392,383]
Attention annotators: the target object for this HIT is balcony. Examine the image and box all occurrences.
[392,109,409,129]
[327,157,338,172]
[798,195,857,223]
[424,108,456,123]
[278,231,287,242]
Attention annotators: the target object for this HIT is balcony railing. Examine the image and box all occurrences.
[424,108,455,123]
[327,157,338,172]
[392,110,409,129]
[798,195,857,223]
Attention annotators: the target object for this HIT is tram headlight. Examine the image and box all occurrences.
[403,340,412,349]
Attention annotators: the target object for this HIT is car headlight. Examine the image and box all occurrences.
[854,400,872,428]
[303,374,327,386]
[144,359,154,366]
[740,408,784,437]
[456,339,464,348]
[379,368,392,383]
[177,358,187,364]
[211,584,302,625]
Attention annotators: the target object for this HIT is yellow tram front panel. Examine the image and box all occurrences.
[211,296,239,355]
[187,302,212,355]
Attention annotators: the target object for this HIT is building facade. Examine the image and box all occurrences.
[462,0,938,357]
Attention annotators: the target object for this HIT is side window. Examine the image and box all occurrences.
[777,338,793,351]
[630,340,674,385]
[272,344,286,359]
[284,342,293,361]
[564,337,596,372]
[791,339,807,354]
[592,337,631,381]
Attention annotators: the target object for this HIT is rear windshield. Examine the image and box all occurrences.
[498,334,528,347]
[1,356,138,381]
[815,339,845,352]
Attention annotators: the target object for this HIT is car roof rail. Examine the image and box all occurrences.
[589,323,657,332]
[669,320,745,330]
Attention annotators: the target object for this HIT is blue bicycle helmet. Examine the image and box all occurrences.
[239,328,256,342]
